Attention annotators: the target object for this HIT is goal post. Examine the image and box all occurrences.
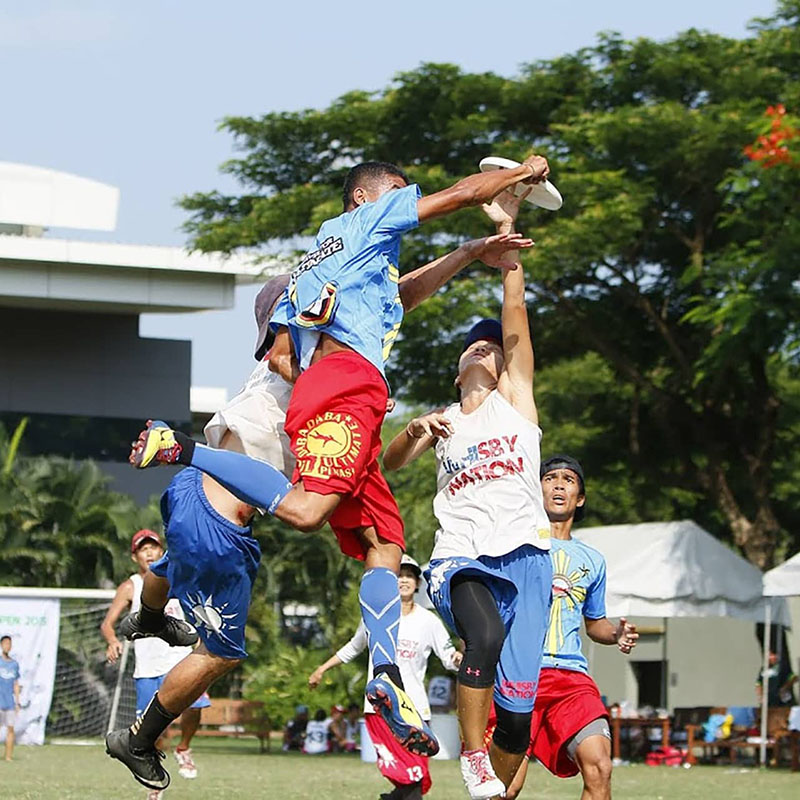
[0,586,138,742]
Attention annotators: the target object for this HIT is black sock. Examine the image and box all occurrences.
[373,663,404,690]
[396,782,423,800]
[129,693,178,751]
[173,430,195,465]
[138,602,167,633]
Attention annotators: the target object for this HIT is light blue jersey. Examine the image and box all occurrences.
[271,183,421,380]
[541,538,607,673]
[0,657,20,710]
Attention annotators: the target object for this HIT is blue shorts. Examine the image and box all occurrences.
[135,675,212,717]
[150,467,261,660]
[426,545,552,713]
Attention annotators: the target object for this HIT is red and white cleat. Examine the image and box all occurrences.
[174,747,198,779]
[460,748,505,799]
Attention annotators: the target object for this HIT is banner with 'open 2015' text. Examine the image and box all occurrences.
[0,597,60,745]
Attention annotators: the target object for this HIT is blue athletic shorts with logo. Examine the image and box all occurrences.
[425,544,552,713]
[135,675,212,717]
[150,467,261,660]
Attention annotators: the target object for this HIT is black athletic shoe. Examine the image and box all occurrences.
[105,728,170,790]
[118,611,199,647]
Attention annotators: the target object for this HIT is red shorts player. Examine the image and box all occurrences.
[486,456,639,799]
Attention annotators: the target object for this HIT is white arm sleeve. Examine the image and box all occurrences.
[335,620,368,664]
[430,615,460,672]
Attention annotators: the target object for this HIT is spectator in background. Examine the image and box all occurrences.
[100,529,210,796]
[343,703,361,752]
[329,704,348,752]
[0,635,20,762]
[757,649,798,707]
[304,708,331,754]
[283,705,309,751]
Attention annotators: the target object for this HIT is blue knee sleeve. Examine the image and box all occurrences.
[190,444,292,514]
[359,568,400,669]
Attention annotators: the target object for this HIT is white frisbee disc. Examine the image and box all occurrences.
[479,155,563,210]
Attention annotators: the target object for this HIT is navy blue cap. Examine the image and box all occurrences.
[463,319,503,352]
[254,274,291,360]
[540,454,586,522]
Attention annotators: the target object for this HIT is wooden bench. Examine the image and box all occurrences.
[684,706,791,766]
[168,699,271,752]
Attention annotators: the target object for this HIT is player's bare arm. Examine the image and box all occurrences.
[584,616,639,654]
[484,189,538,423]
[398,233,533,312]
[100,579,134,663]
[416,154,549,223]
[382,409,452,471]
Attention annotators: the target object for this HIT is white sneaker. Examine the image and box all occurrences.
[460,748,506,800]
[174,747,198,779]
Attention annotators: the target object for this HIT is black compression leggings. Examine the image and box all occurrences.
[450,575,506,689]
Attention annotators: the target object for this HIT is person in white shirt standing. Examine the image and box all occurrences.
[309,555,461,800]
[101,530,211,800]
[383,187,553,800]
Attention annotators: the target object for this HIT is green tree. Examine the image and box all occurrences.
[0,422,151,587]
[181,2,800,568]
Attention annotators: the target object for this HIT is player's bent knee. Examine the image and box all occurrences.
[581,756,612,788]
[493,706,532,755]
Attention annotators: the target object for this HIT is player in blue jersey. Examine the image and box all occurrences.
[486,455,639,800]
[127,156,548,762]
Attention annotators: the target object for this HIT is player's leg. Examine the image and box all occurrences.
[173,701,205,779]
[572,725,613,800]
[450,575,506,749]
[4,721,14,761]
[489,547,552,791]
[504,756,529,800]
[359,526,439,757]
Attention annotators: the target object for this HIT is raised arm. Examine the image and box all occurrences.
[398,233,533,312]
[417,155,549,223]
[485,190,537,423]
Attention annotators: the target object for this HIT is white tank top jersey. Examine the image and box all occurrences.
[303,718,331,754]
[430,389,551,561]
[204,360,295,478]
[130,573,193,679]
[336,605,460,718]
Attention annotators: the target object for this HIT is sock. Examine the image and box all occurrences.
[359,568,401,677]
[374,662,404,689]
[138,602,166,633]
[129,693,178,751]
[179,437,293,514]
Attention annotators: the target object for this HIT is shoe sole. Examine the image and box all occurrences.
[105,740,170,791]
[367,686,439,757]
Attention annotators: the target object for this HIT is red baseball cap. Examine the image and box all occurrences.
[131,529,161,554]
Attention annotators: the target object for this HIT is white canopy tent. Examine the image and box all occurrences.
[573,520,789,625]
[759,551,800,764]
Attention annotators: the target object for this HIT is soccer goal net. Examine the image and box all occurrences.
[0,587,137,743]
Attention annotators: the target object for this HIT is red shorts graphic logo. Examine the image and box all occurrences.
[295,411,363,481]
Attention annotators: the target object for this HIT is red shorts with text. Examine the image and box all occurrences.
[365,713,432,794]
[284,350,404,559]
[485,668,608,778]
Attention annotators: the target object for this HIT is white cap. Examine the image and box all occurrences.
[400,554,421,577]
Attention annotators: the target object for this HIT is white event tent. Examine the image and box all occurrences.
[759,551,800,763]
[573,520,789,625]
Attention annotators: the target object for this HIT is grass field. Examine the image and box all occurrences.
[3,740,798,799]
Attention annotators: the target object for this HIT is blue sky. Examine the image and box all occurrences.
[0,1,777,397]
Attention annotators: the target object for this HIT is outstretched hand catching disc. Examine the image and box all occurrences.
[479,156,563,210]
